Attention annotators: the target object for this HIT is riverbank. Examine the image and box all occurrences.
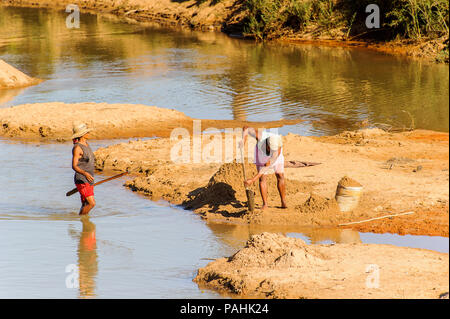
[1,0,448,63]
[194,232,449,298]
[0,102,299,141]
[93,126,449,237]
[0,59,41,89]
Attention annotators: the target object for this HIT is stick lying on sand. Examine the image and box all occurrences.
[338,211,415,226]
[66,172,128,197]
[285,160,321,168]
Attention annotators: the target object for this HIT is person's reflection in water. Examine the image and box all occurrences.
[77,216,98,298]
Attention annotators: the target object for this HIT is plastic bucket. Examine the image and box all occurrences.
[335,185,363,212]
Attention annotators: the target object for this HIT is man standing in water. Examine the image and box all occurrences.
[71,123,96,215]
[241,126,287,210]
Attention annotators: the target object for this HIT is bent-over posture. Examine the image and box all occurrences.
[241,126,287,210]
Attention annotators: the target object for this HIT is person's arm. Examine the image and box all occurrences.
[244,147,281,186]
[72,145,94,183]
[240,126,258,148]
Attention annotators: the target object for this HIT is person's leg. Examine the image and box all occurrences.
[258,174,269,210]
[79,196,96,215]
[79,200,87,215]
[78,184,87,215]
[275,172,287,208]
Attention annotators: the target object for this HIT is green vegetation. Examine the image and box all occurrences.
[243,0,346,40]
[242,0,449,42]
[386,0,449,39]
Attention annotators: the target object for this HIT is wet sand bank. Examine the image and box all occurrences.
[194,232,449,299]
[0,59,41,89]
[0,102,299,141]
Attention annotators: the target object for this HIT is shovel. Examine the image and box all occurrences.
[66,172,128,197]
[240,145,255,213]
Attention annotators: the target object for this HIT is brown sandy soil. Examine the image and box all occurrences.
[194,232,449,299]
[0,102,299,141]
[2,0,447,63]
[1,0,240,31]
[94,128,449,237]
[0,59,42,89]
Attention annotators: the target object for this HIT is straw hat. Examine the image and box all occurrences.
[71,122,92,139]
[267,134,282,151]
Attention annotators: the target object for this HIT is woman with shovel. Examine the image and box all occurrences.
[241,126,287,210]
[71,122,96,215]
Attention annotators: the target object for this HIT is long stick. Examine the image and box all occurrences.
[240,146,255,212]
[66,172,128,197]
[338,211,414,226]
[240,146,248,181]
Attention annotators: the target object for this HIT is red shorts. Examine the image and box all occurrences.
[76,183,94,203]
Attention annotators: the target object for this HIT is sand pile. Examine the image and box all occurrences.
[296,193,340,214]
[323,128,389,146]
[338,176,362,188]
[183,162,312,211]
[228,232,325,269]
[339,128,388,140]
[183,162,254,210]
[209,162,311,198]
[0,59,41,89]
[194,232,449,299]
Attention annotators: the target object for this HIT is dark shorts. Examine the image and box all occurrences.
[76,183,94,203]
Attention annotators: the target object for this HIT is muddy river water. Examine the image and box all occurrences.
[0,7,448,298]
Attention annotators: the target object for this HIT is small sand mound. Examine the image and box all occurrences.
[296,193,340,214]
[0,59,41,89]
[208,162,255,189]
[210,162,312,196]
[183,181,238,210]
[339,128,387,139]
[228,232,324,268]
[337,176,362,188]
[184,162,312,210]
[183,162,251,209]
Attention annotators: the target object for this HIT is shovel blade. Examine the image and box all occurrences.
[246,189,255,212]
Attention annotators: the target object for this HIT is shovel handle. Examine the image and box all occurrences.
[240,146,247,181]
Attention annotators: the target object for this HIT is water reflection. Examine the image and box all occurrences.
[206,222,449,253]
[206,223,362,249]
[69,216,98,298]
[0,6,448,135]
[299,227,361,244]
[78,216,98,298]
[0,87,26,104]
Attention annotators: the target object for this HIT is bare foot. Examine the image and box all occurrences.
[281,203,288,209]
[261,204,269,211]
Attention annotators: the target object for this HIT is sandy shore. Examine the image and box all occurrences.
[94,127,449,237]
[194,232,449,299]
[0,59,41,89]
[1,0,236,31]
[0,102,299,141]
